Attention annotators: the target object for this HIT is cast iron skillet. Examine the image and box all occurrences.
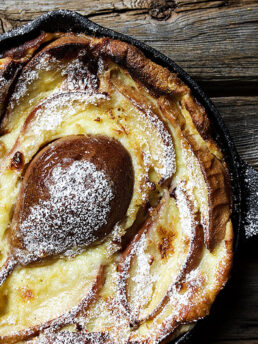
[0,10,257,344]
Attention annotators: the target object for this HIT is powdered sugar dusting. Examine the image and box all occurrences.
[30,92,108,136]
[118,227,157,323]
[10,69,38,107]
[140,268,206,344]
[0,256,16,288]
[31,330,111,344]
[9,53,57,108]
[129,235,157,314]
[17,160,114,262]
[79,268,131,343]
[60,54,99,93]
[175,184,195,238]
[0,73,8,89]
[181,143,209,232]
[115,189,197,331]
[115,84,175,182]
[129,100,175,181]
[145,108,175,180]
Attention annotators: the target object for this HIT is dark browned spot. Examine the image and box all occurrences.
[158,237,174,259]
[157,226,175,259]
[18,287,34,303]
[108,110,115,120]
[169,187,177,199]
[148,256,154,265]
[10,151,24,170]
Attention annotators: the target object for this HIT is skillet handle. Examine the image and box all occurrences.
[240,160,258,241]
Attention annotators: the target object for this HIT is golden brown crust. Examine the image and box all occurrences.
[3,33,62,61]
[182,95,210,139]
[101,37,187,96]
[0,33,187,109]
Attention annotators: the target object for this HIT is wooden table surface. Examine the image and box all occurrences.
[0,1,257,343]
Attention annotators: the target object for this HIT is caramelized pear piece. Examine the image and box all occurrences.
[0,135,134,286]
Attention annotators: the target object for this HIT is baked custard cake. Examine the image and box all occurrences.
[0,32,233,344]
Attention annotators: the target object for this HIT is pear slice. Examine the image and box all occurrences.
[0,265,105,344]
[118,189,203,326]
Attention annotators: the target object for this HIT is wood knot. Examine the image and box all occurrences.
[149,0,176,20]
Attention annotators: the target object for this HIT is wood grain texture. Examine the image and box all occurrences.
[0,0,258,91]
[212,97,258,169]
[0,1,257,344]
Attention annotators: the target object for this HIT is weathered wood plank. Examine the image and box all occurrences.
[0,0,256,17]
[0,1,257,91]
[212,97,258,170]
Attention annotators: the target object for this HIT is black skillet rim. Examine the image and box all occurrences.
[0,9,244,344]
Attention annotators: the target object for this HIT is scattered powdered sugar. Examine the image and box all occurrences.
[116,233,144,321]
[0,314,17,326]
[10,69,39,107]
[8,46,103,109]
[127,233,157,320]
[35,53,58,72]
[61,55,99,93]
[146,268,205,344]
[125,95,175,182]
[180,143,209,233]
[175,185,195,238]
[172,269,205,317]
[0,256,17,288]
[9,53,58,108]
[78,270,131,343]
[18,160,114,260]
[144,108,175,180]
[97,57,105,74]
[32,330,111,344]
[0,73,8,88]
[24,52,108,135]
[30,91,108,135]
